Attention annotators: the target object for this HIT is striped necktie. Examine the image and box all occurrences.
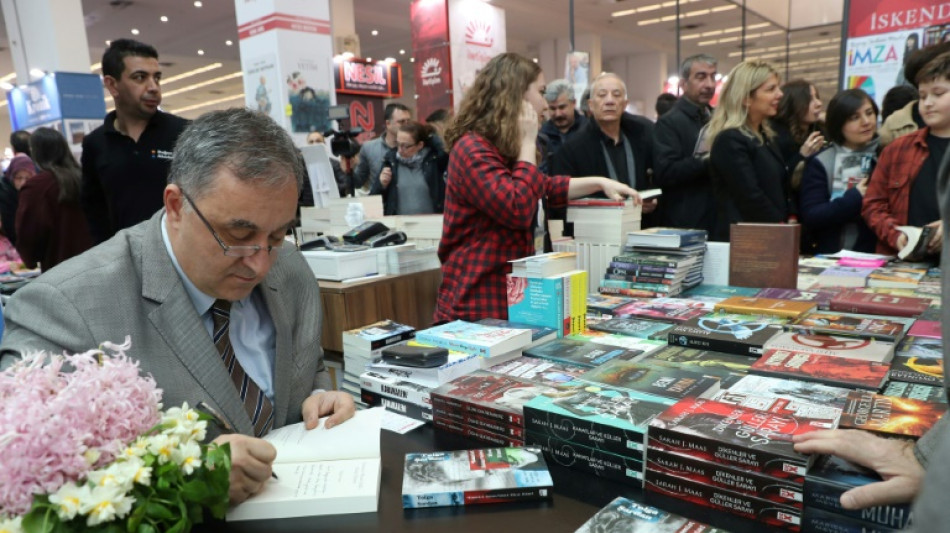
[211,299,274,437]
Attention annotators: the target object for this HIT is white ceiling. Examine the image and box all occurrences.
[0,0,844,141]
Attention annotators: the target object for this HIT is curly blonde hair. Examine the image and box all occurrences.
[444,53,542,165]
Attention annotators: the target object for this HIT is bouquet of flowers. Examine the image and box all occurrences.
[0,338,230,533]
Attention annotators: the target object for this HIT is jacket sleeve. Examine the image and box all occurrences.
[13,179,50,269]
[710,130,786,221]
[353,144,371,188]
[798,156,864,229]
[653,117,706,188]
[80,138,112,244]
[861,146,903,251]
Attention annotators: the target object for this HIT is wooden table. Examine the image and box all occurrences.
[317,268,442,353]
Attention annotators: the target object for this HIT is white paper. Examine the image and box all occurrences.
[381,410,426,434]
[265,406,383,463]
[702,241,730,286]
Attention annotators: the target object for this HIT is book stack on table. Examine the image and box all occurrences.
[341,320,416,407]
[507,252,588,338]
[598,228,707,298]
[565,198,642,245]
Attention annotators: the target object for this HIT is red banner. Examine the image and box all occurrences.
[335,94,385,140]
[848,0,950,38]
[411,0,453,121]
[333,59,403,98]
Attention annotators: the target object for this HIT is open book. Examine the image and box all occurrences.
[226,407,384,521]
[897,225,934,261]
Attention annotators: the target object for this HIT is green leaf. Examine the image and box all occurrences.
[145,502,176,521]
[180,479,213,503]
[166,517,188,533]
[136,524,157,533]
[21,507,58,533]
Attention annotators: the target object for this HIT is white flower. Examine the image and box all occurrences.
[48,482,91,521]
[83,448,101,466]
[121,437,149,460]
[162,404,208,442]
[80,486,135,527]
[0,515,23,533]
[146,434,177,464]
[171,440,203,475]
[87,460,140,492]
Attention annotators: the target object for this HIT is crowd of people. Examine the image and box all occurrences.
[3,32,950,527]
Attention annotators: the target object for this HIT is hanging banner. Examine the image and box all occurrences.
[842,0,947,107]
[448,0,506,107]
[333,59,402,98]
[410,0,453,121]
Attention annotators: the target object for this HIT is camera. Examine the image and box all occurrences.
[324,104,362,158]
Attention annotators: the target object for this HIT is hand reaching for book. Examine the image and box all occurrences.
[925,220,943,255]
[793,429,923,509]
[303,390,357,430]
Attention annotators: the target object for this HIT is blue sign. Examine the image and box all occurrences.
[6,71,104,130]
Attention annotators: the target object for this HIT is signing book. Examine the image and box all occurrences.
[226,407,384,521]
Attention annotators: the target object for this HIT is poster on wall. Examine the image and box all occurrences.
[564,51,589,104]
[448,0,506,108]
[243,53,282,124]
[411,0,454,121]
[842,0,949,108]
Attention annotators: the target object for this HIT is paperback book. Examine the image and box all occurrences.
[586,294,635,317]
[755,287,843,310]
[527,431,645,485]
[839,391,948,438]
[750,349,891,390]
[667,313,785,356]
[588,317,674,340]
[523,338,644,368]
[881,381,947,404]
[486,356,588,387]
[713,296,816,319]
[341,319,416,352]
[814,266,876,288]
[573,497,725,533]
[625,227,707,248]
[612,297,708,323]
[684,284,761,299]
[565,331,666,354]
[365,350,481,389]
[829,290,930,318]
[802,507,901,533]
[785,311,912,342]
[508,251,577,278]
[359,371,432,409]
[647,397,835,481]
[578,360,721,405]
[888,354,944,386]
[361,389,433,423]
[401,447,553,508]
[477,318,558,348]
[433,405,526,439]
[432,417,525,448]
[429,371,566,428]
[415,320,532,358]
[805,454,914,529]
[710,390,843,426]
[763,331,896,363]
[725,374,854,410]
[896,336,943,360]
[907,319,942,339]
[638,345,754,380]
[867,266,927,289]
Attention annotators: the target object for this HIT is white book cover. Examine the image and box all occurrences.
[226,407,384,521]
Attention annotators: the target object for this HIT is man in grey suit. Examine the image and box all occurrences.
[1,108,355,504]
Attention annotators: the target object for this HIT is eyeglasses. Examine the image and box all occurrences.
[397,142,420,151]
[181,190,279,257]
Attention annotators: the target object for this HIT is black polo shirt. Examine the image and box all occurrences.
[81,110,189,243]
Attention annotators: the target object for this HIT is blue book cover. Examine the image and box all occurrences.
[626,227,708,248]
[574,497,725,533]
[805,454,913,529]
[416,320,531,358]
[507,274,567,336]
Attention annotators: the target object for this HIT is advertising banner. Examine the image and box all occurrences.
[333,59,403,98]
[448,0,506,107]
[411,0,453,121]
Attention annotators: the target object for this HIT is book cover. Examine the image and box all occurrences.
[579,360,721,405]
[908,319,942,339]
[507,273,569,336]
[361,389,433,423]
[896,336,943,360]
[573,497,725,533]
[523,338,644,368]
[366,350,482,389]
[588,317,674,340]
[829,290,931,318]
[867,266,926,289]
[802,506,901,533]
[565,331,667,354]
[433,405,526,439]
[644,469,802,530]
[430,371,567,427]
[638,345,754,381]
[684,284,762,298]
[786,311,912,342]
[750,349,890,390]
[713,296,816,319]
[805,454,914,529]
[763,331,896,363]
[401,447,553,508]
[612,253,702,268]
[647,397,832,481]
[625,227,708,248]
[359,370,432,408]
[527,431,644,486]
[612,298,708,323]
[710,390,843,425]
[477,318,558,346]
[598,286,666,298]
[486,356,588,387]
[882,381,947,404]
[432,418,525,448]
[725,374,854,410]
[667,313,786,356]
[416,320,532,358]
[586,294,635,316]
[647,448,804,508]
[523,385,670,457]
[341,319,416,351]
[888,354,944,386]
[839,391,948,438]
[814,266,876,288]
[756,287,844,310]
[729,223,800,289]
[226,408,384,521]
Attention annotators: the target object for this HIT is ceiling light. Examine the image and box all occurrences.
[30,68,45,78]
[383,57,396,63]
[197,49,205,56]
[194,1,202,7]
[160,16,168,23]
[341,51,354,59]
[0,82,13,91]
[162,63,222,84]
[371,30,379,36]
[131,28,140,35]
[399,49,406,55]
[161,71,243,98]
[168,93,244,115]
[410,57,415,62]
[366,57,373,62]
[225,40,233,46]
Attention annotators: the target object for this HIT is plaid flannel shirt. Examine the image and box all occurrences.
[435,132,571,323]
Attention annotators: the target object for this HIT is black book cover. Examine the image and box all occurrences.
[668,313,785,356]
[804,454,913,529]
[526,431,643,487]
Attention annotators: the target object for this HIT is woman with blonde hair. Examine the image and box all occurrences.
[435,52,639,322]
[707,60,791,241]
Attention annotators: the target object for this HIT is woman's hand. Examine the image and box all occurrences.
[379,166,392,189]
[856,177,869,196]
[799,131,825,158]
[600,178,640,203]
[926,220,943,255]
[518,101,540,165]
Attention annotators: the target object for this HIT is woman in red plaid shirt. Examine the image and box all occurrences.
[434,53,640,323]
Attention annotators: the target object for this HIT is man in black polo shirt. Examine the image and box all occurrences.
[81,39,189,243]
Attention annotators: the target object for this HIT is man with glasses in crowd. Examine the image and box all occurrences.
[0,108,355,505]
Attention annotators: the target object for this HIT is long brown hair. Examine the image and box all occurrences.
[776,79,817,145]
[28,127,81,204]
[444,53,541,165]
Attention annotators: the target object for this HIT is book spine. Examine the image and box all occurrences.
[646,426,808,483]
[526,431,644,487]
[433,405,525,438]
[612,255,682,268]
[561,273,571,337]
[829,300,923,318]
[609,262,678,274]
[598,286,664,298]
[430,393,525,427]
[359,373,432,407]
[522,404,647,457]
[431,417,525,447]
[402,485,550,508]
[887,369,943,386]
[804,475,912,528]
[361,389,433,423]
[571,271,587,335]
[602,279,677,293]
[802,507,900,533]
[507,275,566,338]
[646,448,803,508]
[605,273,676,284]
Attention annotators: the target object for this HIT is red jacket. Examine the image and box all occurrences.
[861,128,930,255]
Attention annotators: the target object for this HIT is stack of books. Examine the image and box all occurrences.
[415,320,533,368]
[565,198,642,245]
[839,390,947,439]
[359,370,436,423]
[507,252,587,337]
[813,265,876,288]
[586,293,636,317]
[645,397,841,530]
[341,320,416,406]
[429,371,555,447]
[598,230,706,298]
[803,455,914,532]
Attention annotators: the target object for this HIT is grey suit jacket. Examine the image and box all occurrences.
[1,210,330,436]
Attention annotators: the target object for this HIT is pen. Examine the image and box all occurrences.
[197,401,279,480]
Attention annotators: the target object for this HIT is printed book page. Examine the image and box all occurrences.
[266,406,383,463]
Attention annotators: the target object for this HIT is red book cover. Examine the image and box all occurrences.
[431,417,526,447]
[647,397,833,482]
[431,371,565,427]
[908,320,942,339]
[829,290,930,318]
[839,391,948,438]
[751,349,890,390]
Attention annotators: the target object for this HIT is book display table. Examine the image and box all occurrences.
[317,268,442,353]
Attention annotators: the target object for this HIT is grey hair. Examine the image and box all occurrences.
[680,54,718,81]
[590,72,627,98]
[169,108,304,199]
[544,79,575,103]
